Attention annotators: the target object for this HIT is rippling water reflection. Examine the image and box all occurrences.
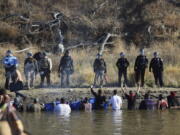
[20,110,180,135]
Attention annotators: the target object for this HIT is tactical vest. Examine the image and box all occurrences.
[39,58,49,69]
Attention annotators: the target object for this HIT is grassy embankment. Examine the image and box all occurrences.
[0,40,180,88]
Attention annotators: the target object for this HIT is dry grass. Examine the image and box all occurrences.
[0,40,180,88]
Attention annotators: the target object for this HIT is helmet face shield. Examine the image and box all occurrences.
[6,50,12,56]
[153,52,158,57]
[140,49,145,55]
[120,52,125,57]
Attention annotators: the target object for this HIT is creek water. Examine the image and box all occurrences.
[21,110,180,135]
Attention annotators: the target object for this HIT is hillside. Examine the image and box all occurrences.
[0,0,179,49]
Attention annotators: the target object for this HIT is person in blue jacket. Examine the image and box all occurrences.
[2,50,19,89]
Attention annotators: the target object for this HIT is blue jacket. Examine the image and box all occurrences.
[3,56,19,69]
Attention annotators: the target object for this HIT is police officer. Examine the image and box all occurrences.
[134,49,148,87]
[58,50,74,88]
[149,52,164,87]
[24,52,38,89]
[93,53,107,87]
[38,52,52,87]
[116,52,129,87]
[2,50,19,89]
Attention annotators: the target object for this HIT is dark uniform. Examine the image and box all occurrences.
[149,57,164,87]
[58,53,74,87]
[116,57,129,87]
[93,58,107,87]
[134,55,148,87]
[38,54,52,87]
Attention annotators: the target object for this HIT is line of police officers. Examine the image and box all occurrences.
[2,48,164,89]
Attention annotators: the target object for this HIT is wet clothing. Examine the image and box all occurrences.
[54,104,71,115]
[167,95,180,108]
[93,58,107,87]
[24,57,38,88]
[59,55,74,87]
[27,103,42,112]
[2,56,19,89]
[125,93,137,110]
[139,99,156,110]
[134,55,148,87]
[116,58,129,86]
[149,57,164,87]
[91,89,106,109]
[157,99,168,110]
[110,95,122,110]
[38,57,52,87]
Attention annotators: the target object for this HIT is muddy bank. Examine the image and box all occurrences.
[8,87,180,104]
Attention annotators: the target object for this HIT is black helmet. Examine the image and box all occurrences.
[65,50,69,56]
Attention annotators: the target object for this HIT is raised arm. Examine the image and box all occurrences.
[90,86,97,97]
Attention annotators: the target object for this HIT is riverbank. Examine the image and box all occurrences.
[8,87,180,104]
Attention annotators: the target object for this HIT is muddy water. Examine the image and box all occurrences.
[21,110,180,135]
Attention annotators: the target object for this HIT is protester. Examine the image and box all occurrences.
[90,86,106,109]
[134,49,148,87]
[38,52,52,87]
[116,52,129,87]
[24,52,38,89]
[58,50,74,88]
[122,87,139,110]
[167,91,180,109]
[13,95,24,112]
[54,98,71,115]
[109,90,122,110]
[27,98,43,112]
[139,93,156,110]
[83,97,92,111]
[149,52,164,87]
[2,50,19,89]
[157,94,168,110]
[93,53,107,87]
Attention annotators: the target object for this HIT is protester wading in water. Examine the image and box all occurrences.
[0,89,30,135]
[121,87,140,110]
[54,98,71,115]
[167,92,180,109]
[157,94,168,110]
[90,86,106,109]
[27,98,43,112]
[139,93,156,110]
[109,90,122,110]
[134,49,148,87]
[116,52,129,87]
[82,97,92,111]
[58,50,74,88]
[2,50,19,89]
[149,52,164,87]
[24,52,38,89]
[93,53,107,87]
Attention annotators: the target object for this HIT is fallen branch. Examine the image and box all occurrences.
[14,47,35,53]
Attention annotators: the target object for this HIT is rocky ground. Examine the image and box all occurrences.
[8,87,180,104]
